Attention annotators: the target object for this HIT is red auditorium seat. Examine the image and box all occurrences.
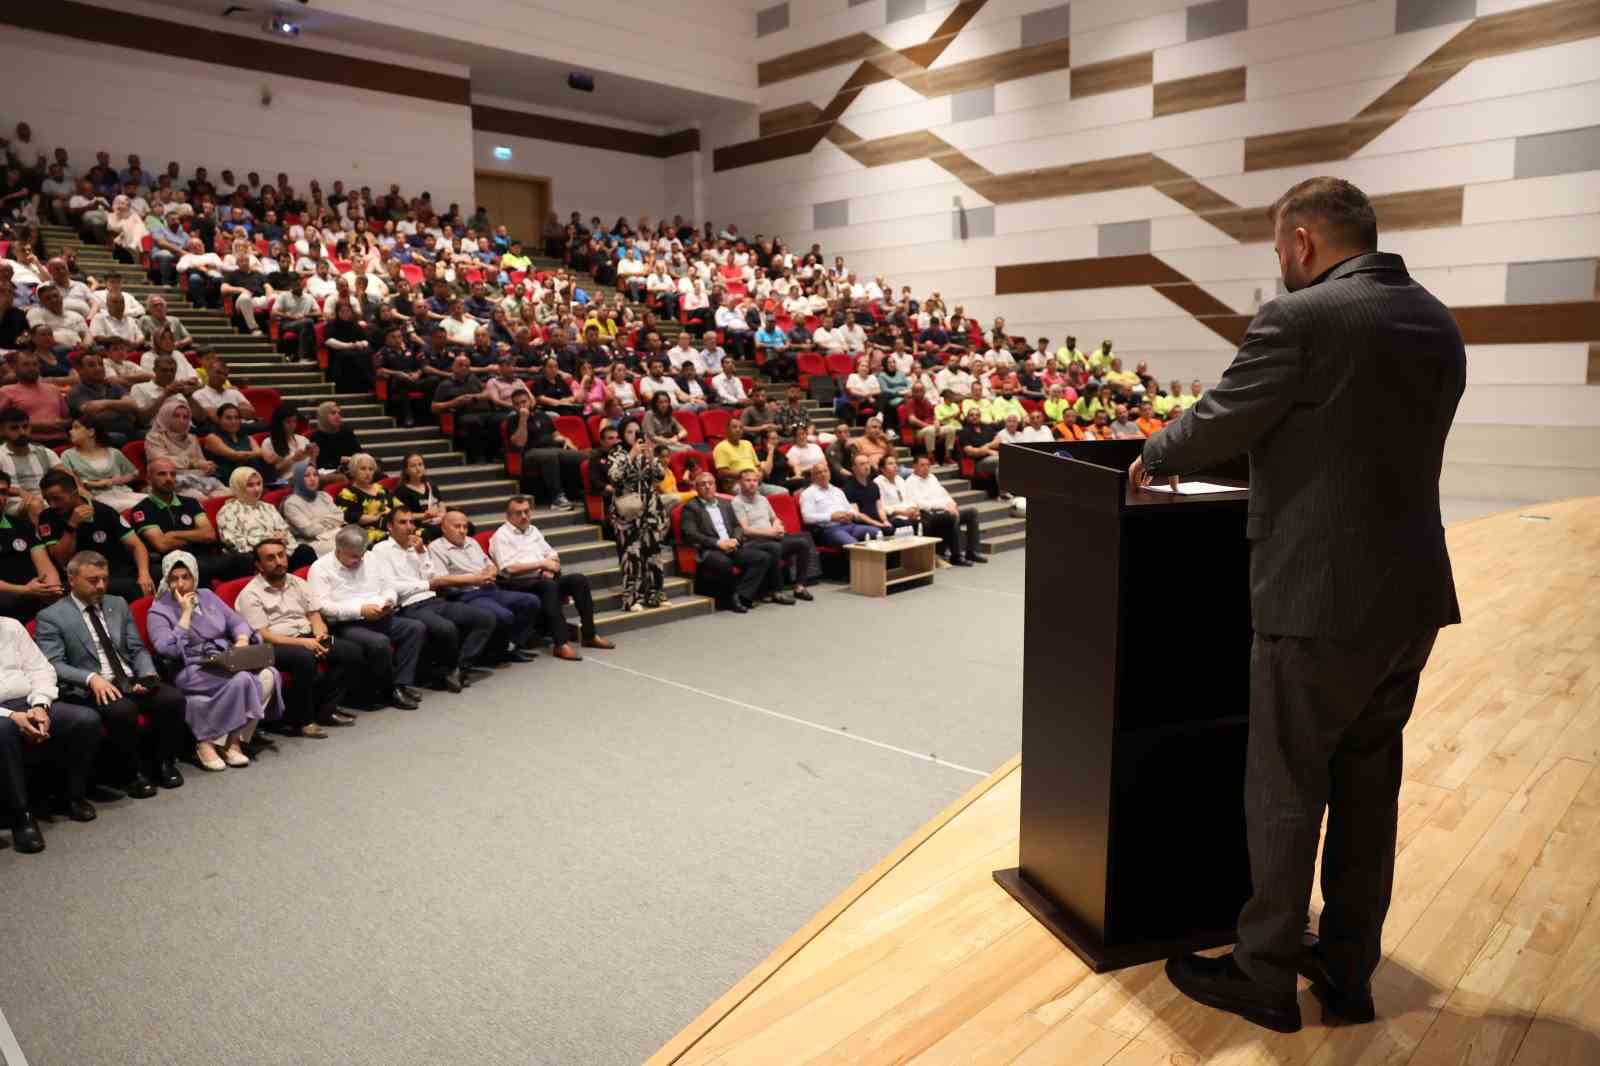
[201,495,228,529]
[122,440,147,477]
[698,408,732,442]
[579,458,605,521]
[672,410,704,445]
[212,576,251,606]
[825,353,855,378]
[553,415,591,450]
[241,386,282,424]
[796,353,826,389]
[500,419,524,477]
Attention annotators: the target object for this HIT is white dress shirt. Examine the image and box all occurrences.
[875,473,913,515]
[0,616,58,708]
[367,538,438,608]
[488,522,556,570]
[799,483,852,526]
[141,348,198,381]
[901,472,956,511]
[306,553,397,622]
[712,373,747,405]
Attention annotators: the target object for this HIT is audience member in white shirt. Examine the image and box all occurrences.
[797,463,882,546]
[305,525,423,708]
[901,454,985,566]
[487,496,615,660]
[366,510,494,691]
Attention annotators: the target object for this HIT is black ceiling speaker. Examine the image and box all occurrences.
[568,72,595,92]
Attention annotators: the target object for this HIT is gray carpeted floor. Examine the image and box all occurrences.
[0,553,1027,1066]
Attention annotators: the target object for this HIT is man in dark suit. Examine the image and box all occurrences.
[33,549,188,798]
[1131,178,1465,1033]
[679,471,780,613]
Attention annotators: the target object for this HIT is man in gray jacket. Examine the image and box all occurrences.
[1133,177,1465,1033]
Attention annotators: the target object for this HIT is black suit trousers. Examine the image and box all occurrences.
[1234,627,1439,995]
[0,699,102,811]
[697,546,774,603]
[91,682,188,775]
[271,640,364,726]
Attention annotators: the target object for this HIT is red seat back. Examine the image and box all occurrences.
[580,458,604,521]
[825,353,855,377]
[241,386,282,424]
[698,408,732,442]
[667,450,704,487]
[672,410,704,444]
[670,502,696,575]
[553,415,591,451]
[123,440,147,477]
[500,419,523,477]
[263,487,290,509]
[129,595,154,650]
[473,529,495,558]
[213,575,252,607]
[770,492,802,535]
[796,353,826,378]
[201,495,228,528]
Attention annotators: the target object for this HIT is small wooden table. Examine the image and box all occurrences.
[844,535,942,596]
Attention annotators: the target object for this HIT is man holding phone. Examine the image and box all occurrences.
[306,525,424,710]
[236,538,363,736]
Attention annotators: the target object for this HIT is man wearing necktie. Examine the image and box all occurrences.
[34,550,187,797]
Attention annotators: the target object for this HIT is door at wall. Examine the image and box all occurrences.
[473,172,550,247]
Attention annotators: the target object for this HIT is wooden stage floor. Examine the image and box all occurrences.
[648,497,1600,1066]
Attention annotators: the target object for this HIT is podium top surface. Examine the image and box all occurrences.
[1000,439,1250,512]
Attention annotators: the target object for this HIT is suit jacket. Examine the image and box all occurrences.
[34,594,157,696]
[1142,253,1464,640]
[680,496,743,556]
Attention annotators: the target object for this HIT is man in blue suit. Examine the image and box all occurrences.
[34,549,186,798]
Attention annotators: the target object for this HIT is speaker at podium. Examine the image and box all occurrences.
[994,438,1255,972]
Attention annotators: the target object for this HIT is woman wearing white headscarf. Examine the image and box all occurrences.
[145,550,283,771]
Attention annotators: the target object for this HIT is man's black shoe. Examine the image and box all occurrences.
[156,760,185,789]
[10,813,45,854]
[55,797,97,823]
[440,669,464,693]
[389,688,421,710]
[1297,944,1376,1024]
[124,773,157,799]
[501,648,536,663]
[1165,953,1301,1034]
[966,553,988,564]
[726,600,749,614]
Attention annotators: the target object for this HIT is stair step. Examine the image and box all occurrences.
[980,531,1026,554]
[586,594,716,638]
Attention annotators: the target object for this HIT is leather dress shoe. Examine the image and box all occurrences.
[124,772,158,799]
[552,644,583,662]
[794,587,814,602]
[156,760,185,790]
[1165,952,1301,1034]
[440,669,464,694]
[726,600,749,614]
[399,686,424,703]
[55,797,97,823]
[388,688,421,711]
[950,556,973,567]
[502,648,537,663]
[10,813,45,854]
[1298,944,1376,1023]
[319,710,357,727]
[581,635,615,650]
[966,553,988,564]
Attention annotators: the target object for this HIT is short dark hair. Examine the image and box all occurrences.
[1271,177,1377,252]
[254,537,287,561]
[0,407,27,425]
[39,467,79,495]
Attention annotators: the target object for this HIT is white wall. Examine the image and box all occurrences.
[0,25,475,213]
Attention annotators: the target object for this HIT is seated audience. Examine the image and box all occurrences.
[504,390,583,510]
[431,355,500,464]
[308,401,363,477]
[1,353,71,447]
[391,452,455,540]
[712,417,784,495]
[840,454,896,537]
[261,405,314,480]
[217,467,317,569]
[146,550,283,772]
[1,408,64,519]
[369,509,497,690]
[731,468,814,602]
[958,406,1003,494]
[235,537,361,738]
[798,463,883,546]
[66,353,141,446]
[642,389,691,452]
[899,454,985,566]
[203,403,274,485]
[34,550,186,796]
[336,452,393,545]
[0,614,102,854]
[306,525,424,710]
[131,457,254,585]
[425,510,539,661]
[280,460,344,557]
[488,496,614,660]
[60,419,142,511]
[679,471,780,612]
[144,396,228,499]
[0,470,62,622]
[36,467,154,599]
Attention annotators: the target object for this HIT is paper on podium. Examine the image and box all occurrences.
[1144,480,1241,496]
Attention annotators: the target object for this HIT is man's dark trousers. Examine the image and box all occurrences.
[1234,627,1439,996]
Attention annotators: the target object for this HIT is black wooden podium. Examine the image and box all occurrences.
[994,439,1254,972]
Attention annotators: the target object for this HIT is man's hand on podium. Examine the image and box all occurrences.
[1127,455,1179,492]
